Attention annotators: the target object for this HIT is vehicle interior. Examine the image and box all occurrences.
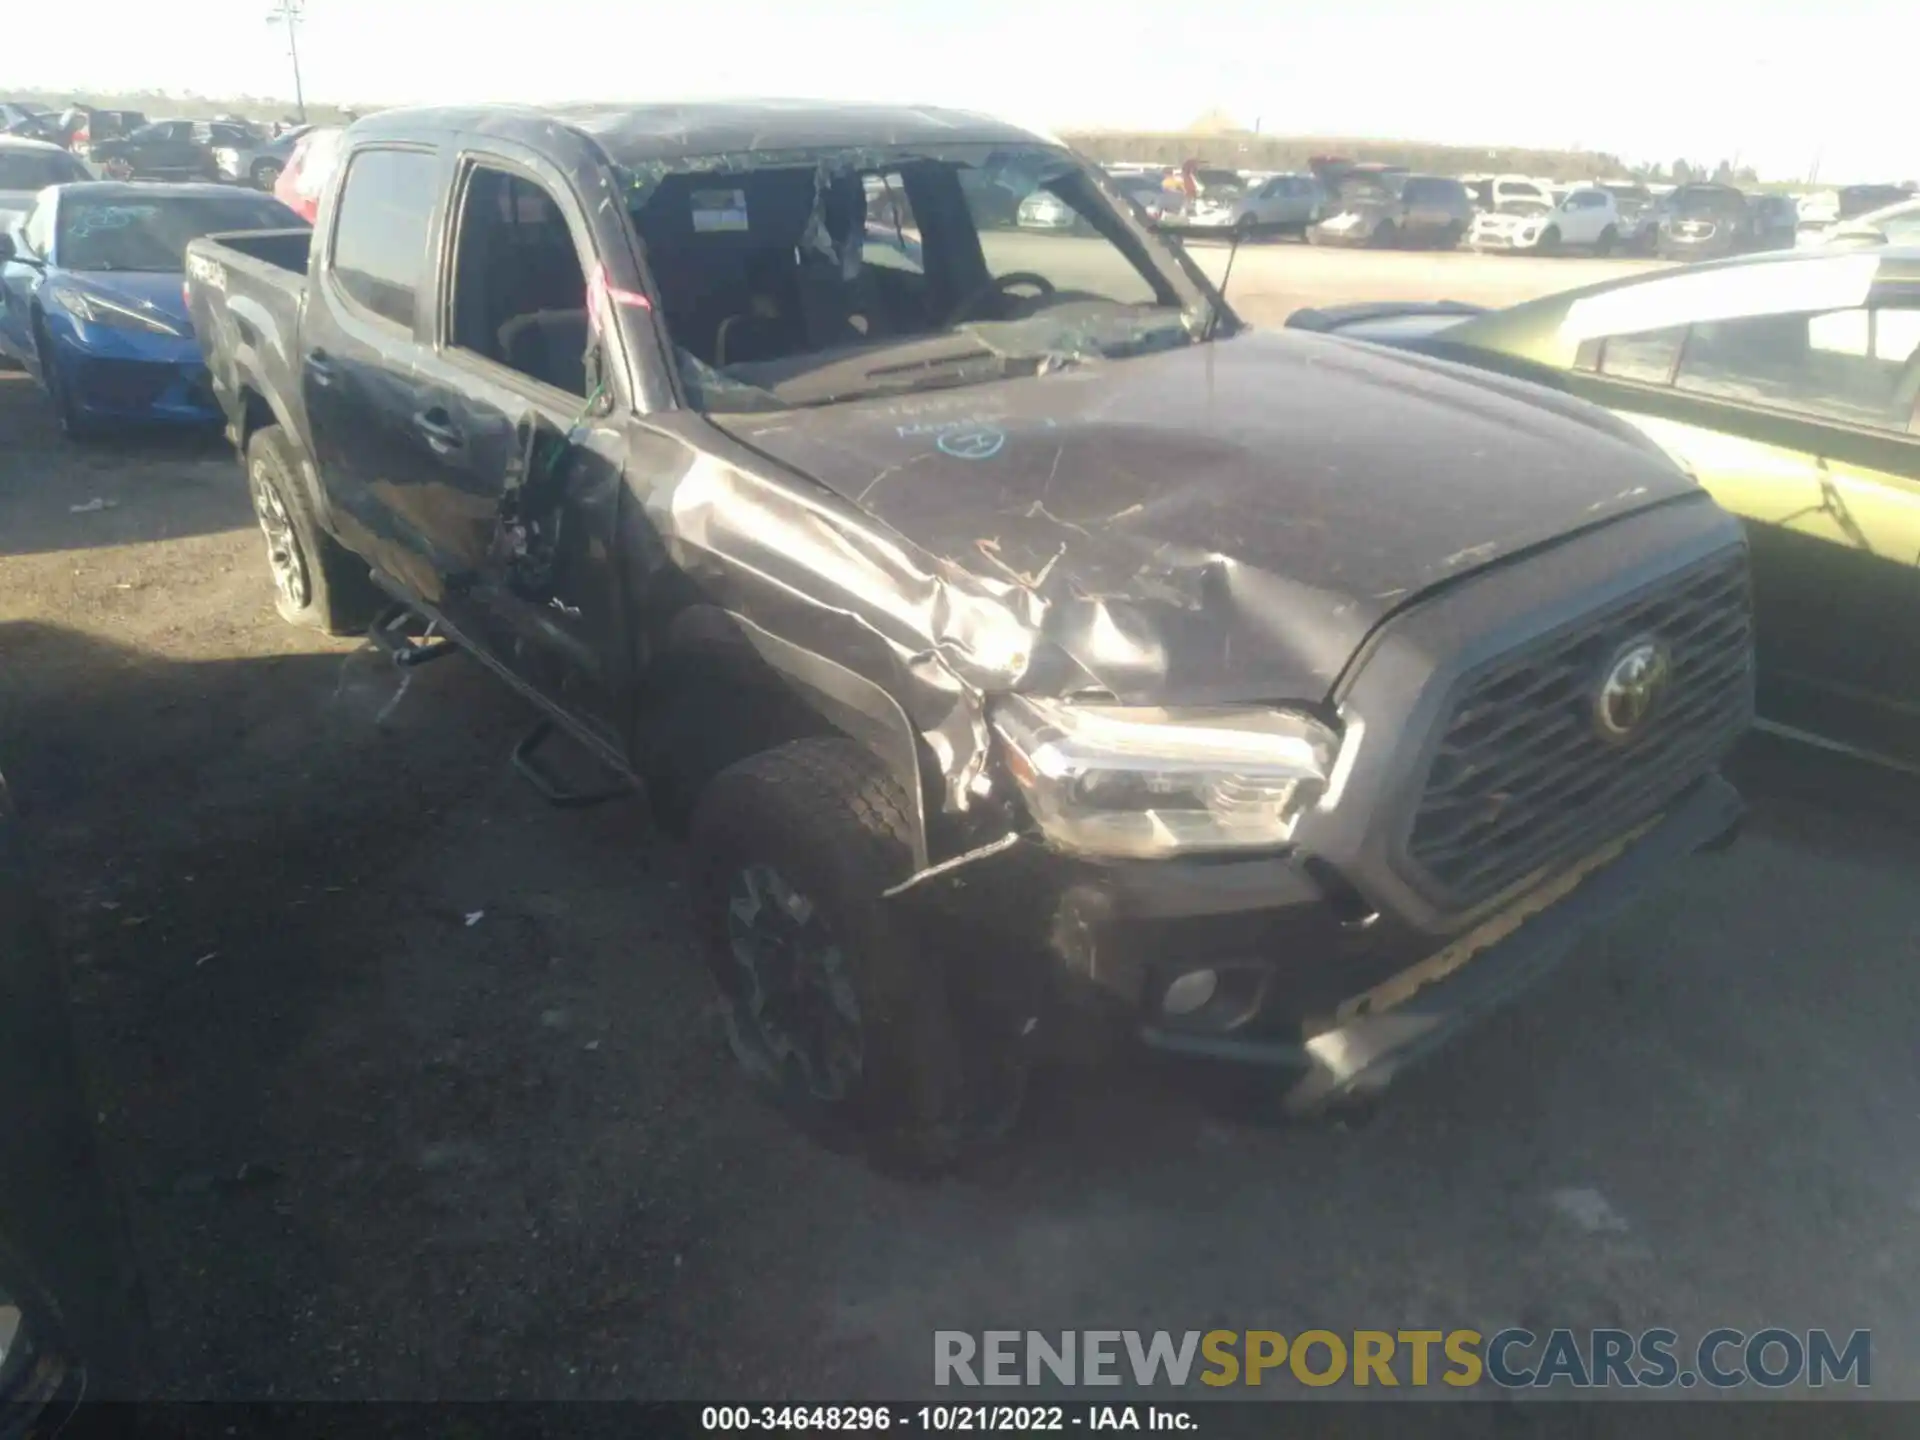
[444,151,1197,409]
[620,153,1194,408]
[449,167,593,397]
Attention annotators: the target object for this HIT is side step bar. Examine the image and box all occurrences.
[366,604,459,668]
[511,720,636,809]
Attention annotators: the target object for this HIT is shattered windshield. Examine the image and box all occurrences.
[622,143,1215,414]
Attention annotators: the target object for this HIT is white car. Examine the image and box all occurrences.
[1466,174,1555,213]
[1180,173,1325,238]
[1798,196,1920,249]
[1467,186,1622,254]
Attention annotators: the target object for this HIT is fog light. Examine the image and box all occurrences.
[1162,969,1219,1016]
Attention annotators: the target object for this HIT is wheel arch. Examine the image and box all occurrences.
[637,604,933,870]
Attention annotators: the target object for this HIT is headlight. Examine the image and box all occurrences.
[991,696,1337,858]
[46,283,181,335]
[1518,226,1540,242]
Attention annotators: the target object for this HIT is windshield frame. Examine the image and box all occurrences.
[616,140,1231,416]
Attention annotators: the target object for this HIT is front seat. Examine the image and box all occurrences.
[497,309,591,397]
[794,174,891,350]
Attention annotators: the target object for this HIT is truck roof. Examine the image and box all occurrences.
[350,100,1051,168]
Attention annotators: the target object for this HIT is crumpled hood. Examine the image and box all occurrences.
[716,329,1695,705]
[56,270,192,331]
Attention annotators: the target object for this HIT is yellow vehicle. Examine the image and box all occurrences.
[1290,247,1920,769]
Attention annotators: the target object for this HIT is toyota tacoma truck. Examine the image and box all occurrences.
[185,102,1752,1172]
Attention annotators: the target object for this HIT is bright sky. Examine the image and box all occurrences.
[3,0,1907,183]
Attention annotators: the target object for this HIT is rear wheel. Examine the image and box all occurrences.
[245,427,381,634]
[690,738,1025,1175]
[1439,221,1465,250]
[1369,220,1399,249]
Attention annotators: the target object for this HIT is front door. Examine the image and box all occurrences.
[403,152,634,750]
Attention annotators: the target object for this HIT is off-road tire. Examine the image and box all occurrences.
[690,738,997,1176]
[245,427,381,635]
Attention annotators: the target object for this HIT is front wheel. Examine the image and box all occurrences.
[1595,225,1618,256]
[690,738,1025,1175]
[1537,225,1562,254]
[251,159,283,190]
[1369,220,1399,249]
[245,427,381,634]
[34,320,94,442]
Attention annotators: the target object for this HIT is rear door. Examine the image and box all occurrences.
[301,140,459,606]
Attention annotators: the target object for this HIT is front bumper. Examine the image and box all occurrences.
[1145,773,1743,1112]
[46,320,218,425]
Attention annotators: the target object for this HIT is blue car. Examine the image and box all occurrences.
[0,181,302,439]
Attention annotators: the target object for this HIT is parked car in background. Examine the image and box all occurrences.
[187,100,1749,1168]
[1600,181,1658,251]
[1655,184,1767,260]
[1799,186,1918,248]
[1310,172,1471,248]
[1748,194,1799,252]
[1016,187,1079,231]
[0,137,90,231]
[216,123,310,190]
[67,109,146,162]
[1,767,138,1423]
[1288,246,1920,769]
[1807,196,1920,249]
[0,182,303,438]
[1466,174,1555,213]
[1179,171,1324,239]
[1106,168,1179,226]
[85,119,253,182]
[1469,184,1623,254]
[271,125,345,224]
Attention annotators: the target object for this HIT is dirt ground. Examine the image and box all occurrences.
[3,246,1918,1401]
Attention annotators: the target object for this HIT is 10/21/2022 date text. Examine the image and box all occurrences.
[701,1405,1200,1431]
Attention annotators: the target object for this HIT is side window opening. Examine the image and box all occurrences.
[1676,306,1920,431]
[448,166,590,397]
[1592,327,1686,384]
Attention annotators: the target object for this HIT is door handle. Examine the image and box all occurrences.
[305,349,335,387]
[412,409,464,454]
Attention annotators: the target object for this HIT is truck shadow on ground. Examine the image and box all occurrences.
[8,617,1920,1398]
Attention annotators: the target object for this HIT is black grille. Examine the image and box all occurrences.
[1404,545,1753,908]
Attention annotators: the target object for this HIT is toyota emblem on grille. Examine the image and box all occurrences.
[1595,639,1670,740]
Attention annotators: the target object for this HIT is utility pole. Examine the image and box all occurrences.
[266,0,307,123]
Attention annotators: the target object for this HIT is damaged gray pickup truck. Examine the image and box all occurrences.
[186,101,1753,1172]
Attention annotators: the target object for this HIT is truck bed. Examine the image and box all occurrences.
[185,228,313,455]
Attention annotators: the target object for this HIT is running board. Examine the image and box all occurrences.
[511,719,636,809]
